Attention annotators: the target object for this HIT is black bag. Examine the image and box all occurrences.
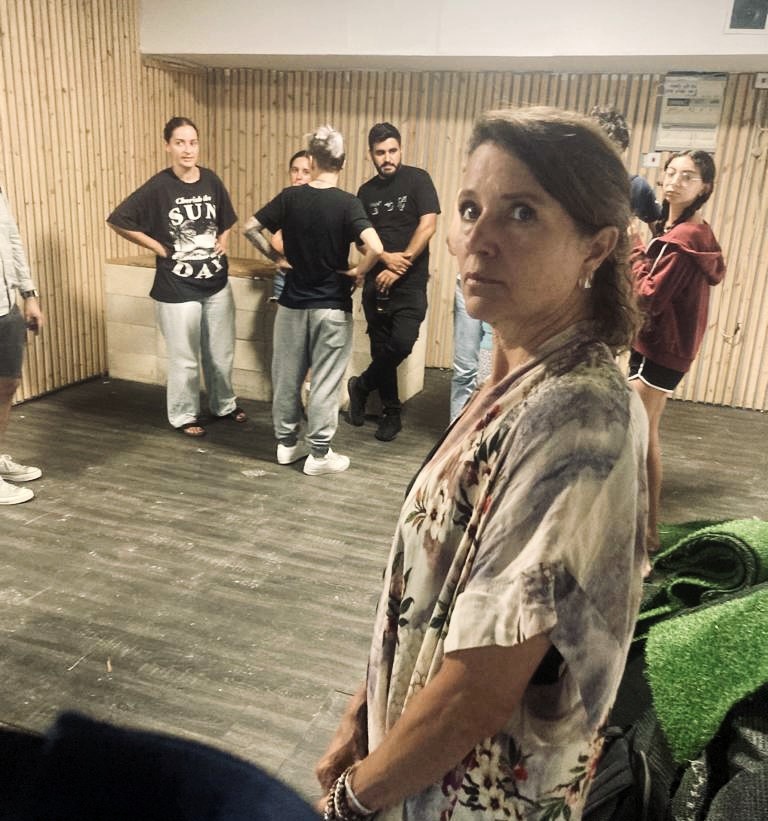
[583,724,652,821]
[584,662,768,821]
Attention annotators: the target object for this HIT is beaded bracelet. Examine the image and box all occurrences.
[322,766,375,820]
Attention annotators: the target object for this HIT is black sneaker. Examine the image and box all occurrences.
[347,376,368,426]
[375,412,402,442]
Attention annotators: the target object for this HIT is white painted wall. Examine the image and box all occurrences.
[140,0,768,69]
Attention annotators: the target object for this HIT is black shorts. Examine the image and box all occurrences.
[627,349,684,393]
[0,307,27,378]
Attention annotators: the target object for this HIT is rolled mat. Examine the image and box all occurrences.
[635,518,768,638]
[644,582,768,762]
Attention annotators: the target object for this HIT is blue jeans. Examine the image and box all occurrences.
[154,283,237,428]
[450,278,484,421]
[272,305,352,455]
[272,271,286,301]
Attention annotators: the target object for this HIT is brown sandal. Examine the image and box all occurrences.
[218,407,247,423]
[177,420,206,437]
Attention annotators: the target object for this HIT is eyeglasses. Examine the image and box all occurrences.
[663,168,702,185]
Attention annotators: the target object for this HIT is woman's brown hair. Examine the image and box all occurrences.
[468,106,641,350]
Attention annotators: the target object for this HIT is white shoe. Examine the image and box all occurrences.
[0,476,34,505]
[303,448,350,476]
[276,441,310,465]
[0,454,42,482]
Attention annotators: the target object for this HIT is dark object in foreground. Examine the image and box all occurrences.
[0,711,317,821]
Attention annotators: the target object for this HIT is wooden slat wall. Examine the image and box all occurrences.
[678,73,768,409]
[205,67,768,411]
[212,70,666,367]
[2,0,766,408]
[0,0,206,402]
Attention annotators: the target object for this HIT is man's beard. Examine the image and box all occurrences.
[377,161,400,178]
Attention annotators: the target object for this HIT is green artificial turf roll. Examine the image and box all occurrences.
[636,518,768,639]
[645,583,768,762]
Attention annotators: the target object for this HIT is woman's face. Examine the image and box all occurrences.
[662,155,707,210]
[449,142,613,334]
[289,156,311,186]
[165,125,199,171]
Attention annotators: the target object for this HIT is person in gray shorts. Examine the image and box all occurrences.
[0,186,45,504]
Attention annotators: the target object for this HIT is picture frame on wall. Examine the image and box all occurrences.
[726,0,768,31]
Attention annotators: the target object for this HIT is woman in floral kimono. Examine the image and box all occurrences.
[317,107,649,821]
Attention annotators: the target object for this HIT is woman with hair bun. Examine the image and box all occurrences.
[245,126,383,475]
[629,150,726,552]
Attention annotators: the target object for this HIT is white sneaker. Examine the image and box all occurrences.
[0,476,34,505]
[303,448,350,476]
[0,454,42,482]
[276,441,311,465]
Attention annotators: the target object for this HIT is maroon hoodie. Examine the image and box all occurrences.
[631,221,726,373]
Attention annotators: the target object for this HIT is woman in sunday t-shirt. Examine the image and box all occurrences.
[107,116,244,437]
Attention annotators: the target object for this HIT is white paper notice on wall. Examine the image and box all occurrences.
[655,72,728,153]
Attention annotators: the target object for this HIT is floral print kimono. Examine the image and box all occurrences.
[365,323,648,821]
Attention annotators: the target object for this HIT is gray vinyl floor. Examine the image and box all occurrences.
[1,369,767,803]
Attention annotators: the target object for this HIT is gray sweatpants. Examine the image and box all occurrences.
[271,305,352,456]
[154,284,237,428]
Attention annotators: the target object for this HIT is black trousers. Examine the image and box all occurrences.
[360,277,427,410]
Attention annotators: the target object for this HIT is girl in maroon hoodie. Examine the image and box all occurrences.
[628,150,726,551]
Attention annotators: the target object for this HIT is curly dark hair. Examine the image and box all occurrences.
[590,106,630,151]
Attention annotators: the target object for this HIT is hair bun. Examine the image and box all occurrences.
[312,124,344,158]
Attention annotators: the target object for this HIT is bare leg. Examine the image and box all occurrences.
[630,379,669,552]
[0,377,20,447]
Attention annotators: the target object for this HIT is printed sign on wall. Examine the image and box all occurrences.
[656,73,728,152]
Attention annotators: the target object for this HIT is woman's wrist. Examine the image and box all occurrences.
[345,766,374,816]
[323,766,375,820]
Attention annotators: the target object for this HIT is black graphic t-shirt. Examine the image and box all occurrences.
[255,185,371,311]
[356,165,440,288]
[108,167,237,303]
